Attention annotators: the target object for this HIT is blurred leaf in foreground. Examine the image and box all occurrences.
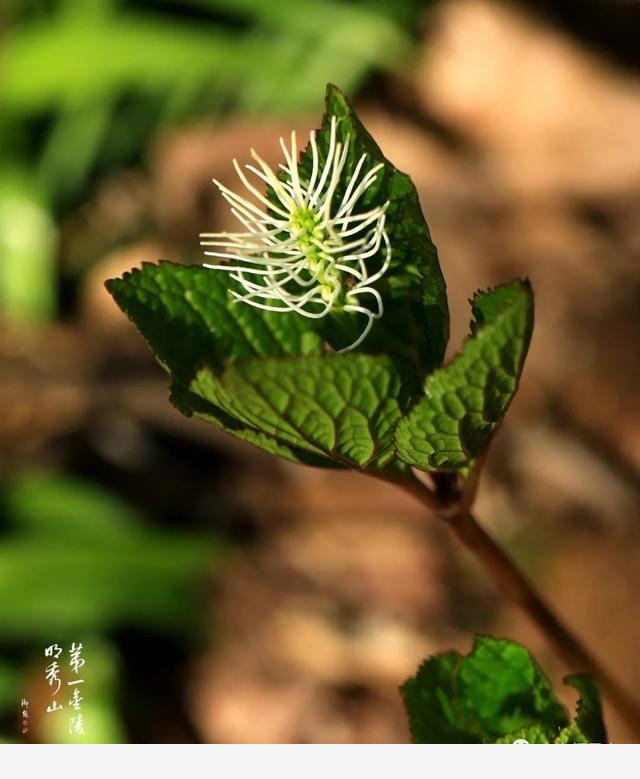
[0,171,56,323]
[0,470,224,743]
[0,470,221,638]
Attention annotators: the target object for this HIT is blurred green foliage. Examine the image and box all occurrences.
[0,0,427,322]
[0,0,430,741]
[0,469,221,742]
[0,470,217,636]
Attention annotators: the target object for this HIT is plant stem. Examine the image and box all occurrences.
[388,472,640,740]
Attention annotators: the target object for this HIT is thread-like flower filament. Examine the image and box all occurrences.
[200,116,391,352]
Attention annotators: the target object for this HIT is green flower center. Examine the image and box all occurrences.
[291,206,323,248]
[290,206,341,302]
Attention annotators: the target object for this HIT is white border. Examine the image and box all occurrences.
[0,743,636,779]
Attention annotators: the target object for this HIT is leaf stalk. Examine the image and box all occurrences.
[379,469,640,741]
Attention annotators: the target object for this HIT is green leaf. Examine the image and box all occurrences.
[400,649,481,744]
[107,262,411,469]
[190,353,413,469]
[106,261,325,379]
[401,636,608,744]
[496,676,608,744]
[401,636,567,744]
[295,84,448,372]
[395,280,533,472]
[170,380,339,469]
[107,261,339,466]
[559,675,608,744]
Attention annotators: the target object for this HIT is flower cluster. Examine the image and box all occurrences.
[200,116,391,352]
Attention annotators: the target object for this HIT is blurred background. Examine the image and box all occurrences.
[1,0,640,744]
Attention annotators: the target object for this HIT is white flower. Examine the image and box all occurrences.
[200,116,391,352]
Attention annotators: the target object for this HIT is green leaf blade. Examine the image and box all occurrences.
[395,280,534,472]
[191,353,412,470]
[401,636,567,744]
[401,650,481,744]
[561,674,608,744]
[401,636,608,744]
[106,261,325,378]
[106,261,338,464]
[107,260,416,470]
[170,381,336,468]
[455,636,568,739]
